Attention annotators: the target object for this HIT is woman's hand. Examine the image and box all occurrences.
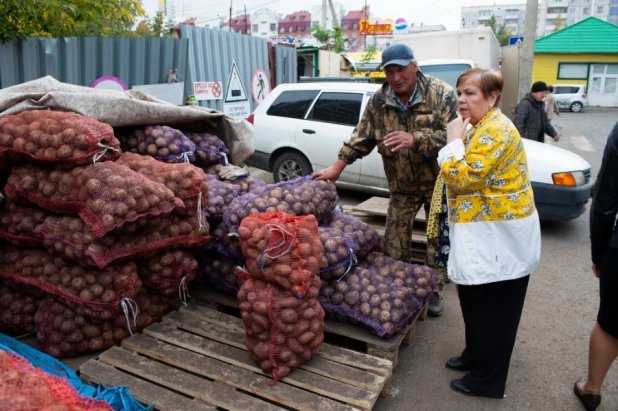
[592,262,600,278]
[384,131,415,152]
[447,116,470,144]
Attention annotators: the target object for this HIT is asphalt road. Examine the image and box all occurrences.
[252,110,617,411]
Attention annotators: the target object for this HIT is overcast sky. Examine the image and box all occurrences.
[143,0,527,30]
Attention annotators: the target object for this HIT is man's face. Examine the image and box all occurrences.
[384,63,418,97]
[531,91,548,101]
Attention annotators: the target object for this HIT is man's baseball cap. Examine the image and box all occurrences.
[381,44,415,68]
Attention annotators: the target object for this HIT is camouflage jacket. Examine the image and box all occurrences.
[338,72,458,195]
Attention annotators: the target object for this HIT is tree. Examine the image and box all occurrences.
[485,15,513,47]
[311,24,345,53]
[553,14,566,32]
[358,45,377,72]
[135,11,175,38]
[0,0,145,43]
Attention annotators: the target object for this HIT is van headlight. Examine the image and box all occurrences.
[552,171,585,187]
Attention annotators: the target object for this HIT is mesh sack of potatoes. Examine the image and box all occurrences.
[0,282,42,335]
[238,274,324,384]
[316,227,358,282]
[224,176,338,234]
[34,289,176,358]
[204,174,238,223]
[138,250,198,298]
[204,164,266,195]
[5,162,183,238]
[0,200,53,247]
[318,264,423,337]
[0,110,121,167]
[35,213,209,269]
[0,247,142,322]
[117,125,196,164]
[326,210,382,258]
[209,221,245,261]
[183,131,229,167]
[115,152,209,218]
[238,212,322,298]
[196,250,243,296]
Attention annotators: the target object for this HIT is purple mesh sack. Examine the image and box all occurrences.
[223,176,338,234]
[204,174,238,223]
[196,250,243,296]
[327,210,382,257]
[318,264,422,338]
[207,221,245,262]
[183,132,229,167]
[317,227,358,282]
[117,125,196,164]
[204,164,267,195]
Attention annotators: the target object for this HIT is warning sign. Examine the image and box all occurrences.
[193,81,223,101]
[224,61,249,103]
[251,69,271,105]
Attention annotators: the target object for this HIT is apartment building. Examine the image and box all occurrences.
[221,14,251,34]
[310,3,345,29]
[279,11,312,38]
[251,8,279,38]
[461,4,526,36]
[340,6,369,42]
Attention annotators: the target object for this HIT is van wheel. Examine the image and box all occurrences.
[273,152,312,182]
[570,102,583,112]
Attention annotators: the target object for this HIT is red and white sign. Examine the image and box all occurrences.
[251,69,271,105]
[194,81,223,101]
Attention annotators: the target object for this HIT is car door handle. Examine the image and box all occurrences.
[302,129,316,134]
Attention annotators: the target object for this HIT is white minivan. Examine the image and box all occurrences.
[246,82,593,221]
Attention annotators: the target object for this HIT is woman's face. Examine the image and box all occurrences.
[456,77,498,126]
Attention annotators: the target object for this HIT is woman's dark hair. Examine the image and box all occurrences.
[548,85,554,92]
[456,68,504,106]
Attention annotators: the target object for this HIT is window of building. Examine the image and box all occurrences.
[270,23,276,31]
[353,23,358,28]
[312,20,319,26]
[296,25,301,30]
[342,23,349,28]
[252,24,258,32]
[583,7,590,13]
[353,32,358,37]
[308,92,363,127]
[558,63,589,79]
[301,15,306,19]
[479,10,491,16]
[546,19,556,25]
[279,27,284,32]
[261,21,267,24]
[267,90,320,119]
[343,32,348,38]
[597,6,604,13]
[288,26,293,32]
[506,9,519,16]
[305,25,310,30]
[568,18,575,24]
[548,7,567,13]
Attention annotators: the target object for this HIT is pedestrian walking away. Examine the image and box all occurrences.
[574,121,618,411]
[439,68,541,399]
[544,85,561,136]
[312,43,458,317]
[514,81,561,143]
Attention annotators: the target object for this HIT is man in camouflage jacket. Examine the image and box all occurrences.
[313,44,458,316]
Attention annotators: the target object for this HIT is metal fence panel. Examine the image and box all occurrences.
[275,44,298,86]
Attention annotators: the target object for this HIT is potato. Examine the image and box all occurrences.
[117,125,196,164]
[182,131,229,167]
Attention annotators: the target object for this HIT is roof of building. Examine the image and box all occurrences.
[343,10,365,20]
[280,11,311,22]
[535,17,618,53]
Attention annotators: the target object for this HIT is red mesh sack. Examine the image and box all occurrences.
[0,247,142,322]
[5,162,183,238]
[0,109,120,166]
[117,125,196,163]
[35,289,175,358]
[197,250,243,296]
[238,275,324,384]
[0,200,52,247]
[0,349,114,410]
[0,282,42,334]
[238,212,322,298]
[35,208,209,269]
[183,131,229,167]
[138,250,198,298]
[115,152,209,218]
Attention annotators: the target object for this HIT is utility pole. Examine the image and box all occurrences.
[245,5,248,35]
[363,0,367,50]
[519,0,538,100]
[328,0,338,28]
[321,0,327,28]
[229,0,233,32]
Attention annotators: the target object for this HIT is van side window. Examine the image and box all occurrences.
[308,92,363,126]
[266,90,319,119]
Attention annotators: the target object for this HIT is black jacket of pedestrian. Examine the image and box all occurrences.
[590,122,618,264]
[513,93,558,142]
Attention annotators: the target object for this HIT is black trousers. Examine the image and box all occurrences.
[457,275,530,398]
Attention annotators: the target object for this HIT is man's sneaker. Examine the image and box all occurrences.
[428,293,443,317]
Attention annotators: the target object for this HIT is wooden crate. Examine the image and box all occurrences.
[80,304,393,411]
[192,287,428,370]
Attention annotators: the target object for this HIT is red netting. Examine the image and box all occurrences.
[238,212,322,298]
[116,125,196,163]
[5,162,183,238]
[0,282,42,335]
[0,349,114,410]
[35,289,175,359]
[0,109,120,166]
[183,131,229,167]
[138,250,198,297]
[238,276,324,384]
[35,212,209,269]
[0,247,142,322]
[0,200,52,247]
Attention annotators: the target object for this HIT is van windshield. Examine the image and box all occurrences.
[419,64,472,88]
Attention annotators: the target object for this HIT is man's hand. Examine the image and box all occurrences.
[218,164,250,180]
[312,159,346,184]
[447,116,470,144]
[554,134,560,142]
[384,131,414,152]
[592,262,601,278]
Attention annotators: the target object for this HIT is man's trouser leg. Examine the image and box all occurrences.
[383,192,423,264]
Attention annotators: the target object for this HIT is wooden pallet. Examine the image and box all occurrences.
[192,287,428,370]
[80,304,393,411]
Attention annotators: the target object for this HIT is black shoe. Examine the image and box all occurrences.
[445,356,470,371]
[428,292,443,317]
[574,379,601,411]
[450,378,478,396]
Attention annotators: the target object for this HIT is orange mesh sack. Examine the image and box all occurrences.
[0,200,53,247]
[238,275,324,384]
[238,212,322,298]
[35,211,209,269]
[0,109,120,166]
[0,349,114,410]
[0,283,42,335]
[35,289,175,358]
[138,250,198,298]
[0,247,142,322]
[5,162,183,238]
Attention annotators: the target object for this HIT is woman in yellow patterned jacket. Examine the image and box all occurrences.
[438,68,541,399]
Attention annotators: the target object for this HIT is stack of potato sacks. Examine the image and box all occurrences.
[236,212,325,383]
[0,110,211,358]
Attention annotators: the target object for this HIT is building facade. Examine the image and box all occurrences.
[310,3,345,29]
[221,14,251,34]
[251,8,278,38]
[278,11,312,39]
[407,24,447,34]
[340,6,369,44]
[461,4,526,36]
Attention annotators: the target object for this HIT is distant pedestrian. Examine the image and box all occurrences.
[544,85,561,121]
[514,81,560,143]
[574,122,618,411]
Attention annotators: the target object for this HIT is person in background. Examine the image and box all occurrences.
[439,68,541,398]
[544,85,561,121]
[514,81,560,143]
[312,43,458,317]
[574,122,618,411]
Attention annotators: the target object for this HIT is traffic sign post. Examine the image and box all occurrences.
[223,61,251,120]
[509,36,524,46]
[251,69,271,105]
